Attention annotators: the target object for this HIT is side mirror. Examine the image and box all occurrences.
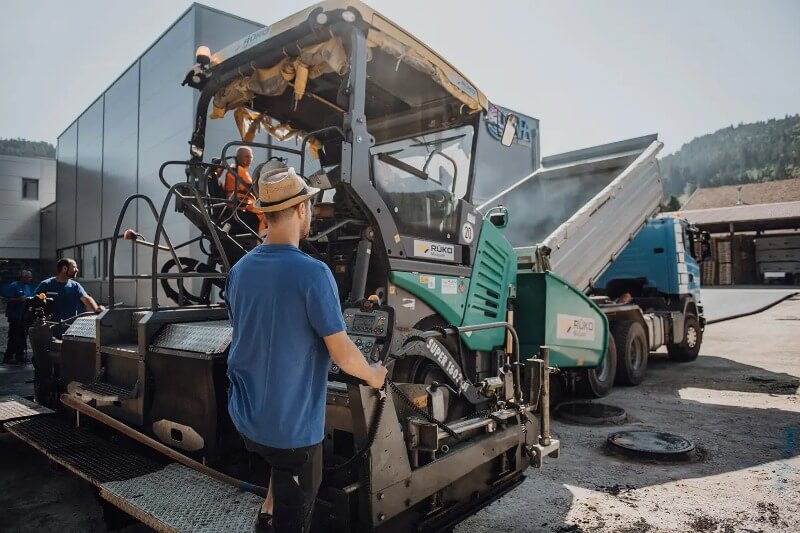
[486,205,509,229]
[501,114,518,147]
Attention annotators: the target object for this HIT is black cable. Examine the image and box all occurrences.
[387,379,461,440]
[323,385,387,472]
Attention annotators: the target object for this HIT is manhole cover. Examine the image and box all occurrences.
[554,401,626,425]
[608,430,695,457]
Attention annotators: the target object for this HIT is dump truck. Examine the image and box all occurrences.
[480,136,705,397]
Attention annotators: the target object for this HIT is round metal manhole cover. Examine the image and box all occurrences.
[554,402,627,425]
[608,430,695,456]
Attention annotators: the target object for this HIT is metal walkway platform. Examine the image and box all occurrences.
[0,395,53,425]
[4,416,262,532]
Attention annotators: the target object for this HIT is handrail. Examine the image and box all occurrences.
[108,194,187,309]
[220,140,303,163]
[299,125,346,176]
[158,159,228,190]
[151,182,232,309]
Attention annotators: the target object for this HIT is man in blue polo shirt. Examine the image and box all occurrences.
[35,258,103,337]
[226,167,386,533]
[4,270,34,363]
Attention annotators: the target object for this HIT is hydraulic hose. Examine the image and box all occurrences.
[60,394,267,497]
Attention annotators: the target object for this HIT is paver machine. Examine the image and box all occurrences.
[6,2,612,531]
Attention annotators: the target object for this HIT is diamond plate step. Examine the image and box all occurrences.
[4,416,262,532]
[68,380,139,402]
[102,463,262,533]
[0,395,54,425]
[100,343,140,358]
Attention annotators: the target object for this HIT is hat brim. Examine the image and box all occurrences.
[255,186,322,213]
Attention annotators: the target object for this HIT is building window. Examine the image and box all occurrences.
[22,178,39,200]
[81,242,102,280]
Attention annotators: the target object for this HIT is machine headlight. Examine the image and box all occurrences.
[190,144,203,158]
[341,10,356,22]
[195,45,211,66]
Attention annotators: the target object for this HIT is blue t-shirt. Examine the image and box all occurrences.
[226,244,345,449]
[5,281,34,319]
[34,277,88,322]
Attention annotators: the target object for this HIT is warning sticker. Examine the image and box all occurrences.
[556,314,596,342]
[441,278,457,295]
[419,275,436,289]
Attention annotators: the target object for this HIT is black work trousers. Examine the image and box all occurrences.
[4,319,27,361]
[243,436,323,533]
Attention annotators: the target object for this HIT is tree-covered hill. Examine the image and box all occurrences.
[660,114,800,198]
[0,137,56,158]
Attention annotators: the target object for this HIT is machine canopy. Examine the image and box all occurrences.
[192,0,488,149]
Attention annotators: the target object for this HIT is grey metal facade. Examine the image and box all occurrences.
[52,4,262,306]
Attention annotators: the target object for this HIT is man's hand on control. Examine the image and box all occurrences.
[366,363,387,389]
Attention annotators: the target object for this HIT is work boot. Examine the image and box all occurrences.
[254,512,273,533]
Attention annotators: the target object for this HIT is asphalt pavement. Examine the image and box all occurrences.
[701,286,799,323]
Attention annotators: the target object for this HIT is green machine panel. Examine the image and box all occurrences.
[389,220,517,352]
[515,271,607,368]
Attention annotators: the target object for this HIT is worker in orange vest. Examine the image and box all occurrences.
[223,147,267,237]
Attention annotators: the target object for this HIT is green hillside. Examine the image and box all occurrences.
[660,114,800,197]
[0,137,56,158]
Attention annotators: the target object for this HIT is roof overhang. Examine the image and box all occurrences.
[670,201,800,233]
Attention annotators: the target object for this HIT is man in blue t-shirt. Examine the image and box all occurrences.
[3,270,34,363]
[226,167,386,533]
[35,258,103,337]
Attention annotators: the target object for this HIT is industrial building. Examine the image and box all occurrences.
[0,154,56,285]
[49,4,265,306]
[679,178,800,285]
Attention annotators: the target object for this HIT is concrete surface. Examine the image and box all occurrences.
[0,319,34,397]
[1,298,799,532]
[701,286,799,323]
[458,295,800,533]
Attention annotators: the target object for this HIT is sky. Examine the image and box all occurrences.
[0,0,798,156]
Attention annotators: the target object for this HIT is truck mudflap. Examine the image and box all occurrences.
[4,415,263,533]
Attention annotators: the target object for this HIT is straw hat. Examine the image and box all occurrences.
[256,166,320,213]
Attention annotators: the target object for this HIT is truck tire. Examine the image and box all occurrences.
[577,336,617,398]
[612,320,648,386]
[668,313,702,362]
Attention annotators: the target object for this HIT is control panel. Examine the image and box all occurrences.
[329,299,393,380]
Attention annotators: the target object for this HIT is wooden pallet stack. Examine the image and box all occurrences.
[701,260,717,285]
[716,240,732,285]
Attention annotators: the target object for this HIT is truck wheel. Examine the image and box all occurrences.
[577,336,616,398]
[668,313,702,362]
[613,320,648,386]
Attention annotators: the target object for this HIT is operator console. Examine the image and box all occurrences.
[329,299,394,382]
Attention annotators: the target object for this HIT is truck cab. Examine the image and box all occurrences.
[595,215,703,306]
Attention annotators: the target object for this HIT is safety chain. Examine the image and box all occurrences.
[507,401,529,437]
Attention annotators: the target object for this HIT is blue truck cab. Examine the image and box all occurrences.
[596,215,702,304]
